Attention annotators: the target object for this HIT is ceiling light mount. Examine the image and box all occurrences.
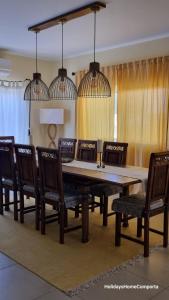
[28,2,106,32]
[26,1,109,99]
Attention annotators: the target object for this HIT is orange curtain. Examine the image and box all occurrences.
[76,56,169,167]
[117,57,169,166]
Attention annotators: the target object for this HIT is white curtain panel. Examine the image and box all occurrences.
[0,83,29,144]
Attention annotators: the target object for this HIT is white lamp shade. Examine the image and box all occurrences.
[40,108,64,125]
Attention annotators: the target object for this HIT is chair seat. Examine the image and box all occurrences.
[61,157,73,163]
[44,191,91,208]
[63,175,98,194]
[2,178,14,186]
[23,184,35,193]
[112,193,164,217]
[91,183,122,197]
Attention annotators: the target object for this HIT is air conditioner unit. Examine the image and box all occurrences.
[0,58,11,78]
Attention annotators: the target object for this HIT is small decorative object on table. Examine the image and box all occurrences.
[97,139,105,168]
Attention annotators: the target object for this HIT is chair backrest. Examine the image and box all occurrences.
[36,147,63,199]
[0,142,16,183]
[14,144,38,188]
[0,136,15,144]
[76,139,97,162]
[102,141,128,166]
[58,138,77,160]
[146,152,169,210]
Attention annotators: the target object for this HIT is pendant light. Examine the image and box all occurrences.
[78,10,111,98]
[49,21,77,100]
[24,31,49,101]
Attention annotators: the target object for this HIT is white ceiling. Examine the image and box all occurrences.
[0,0,169,61]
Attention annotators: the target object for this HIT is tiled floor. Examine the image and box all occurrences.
[1,247,169,300]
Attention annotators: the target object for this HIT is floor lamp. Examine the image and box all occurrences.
[40,108,64,148]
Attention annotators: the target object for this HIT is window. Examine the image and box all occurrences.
[0,81,28,143]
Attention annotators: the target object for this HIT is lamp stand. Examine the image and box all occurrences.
[47,124,57,148]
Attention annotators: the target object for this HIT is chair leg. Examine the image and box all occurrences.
[64,208,68,227]
[123,214,129,227]
[41,200,46,235]
[91,195,95,212]
[100,195,103,214]
[115,212,122,246]
[103,196,108,226]
[5,189,10,211]
[0,186,3,215]
[20,191,24,223]
[35,194,40,230]
[144,215,149,257]
[163,206,168,248]
[137,217,142,237]
[13,189,18,221]
[75,205,79,218]
[82,199,89,243]
[59,203,65,244]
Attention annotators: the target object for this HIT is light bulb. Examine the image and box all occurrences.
[91,77,97,89]
[33,84,42,96]
[59,81,66,92]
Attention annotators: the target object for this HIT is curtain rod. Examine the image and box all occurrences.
[0,79,30,83]
[112,56,169,69]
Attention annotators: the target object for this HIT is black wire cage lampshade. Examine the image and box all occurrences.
[24,32,49,101]
[78,10,111,98]
[49,22,77,100]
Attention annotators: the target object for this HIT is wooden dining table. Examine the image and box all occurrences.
[62,160,148,242]
[63,160,148,192]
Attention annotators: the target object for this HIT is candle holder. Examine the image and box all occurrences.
[97,139,105,168]
[97,152,105,168]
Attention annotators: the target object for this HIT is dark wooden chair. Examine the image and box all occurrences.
[0,136,15,211]
[76,139,97,162]
[58,138,77,163]
[112,151,169,257]
[91,141,128,226]
[72,139,104,217]
[102,141,128,166]
[36,147,90,244]
[0,136,15,144]
[0,142,18,220]
[14,144,40,229]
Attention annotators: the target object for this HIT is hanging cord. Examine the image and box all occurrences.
[35,31,38,73]
[93,10,96,62]
[61,21,64,69]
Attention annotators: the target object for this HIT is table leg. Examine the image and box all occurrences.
[122,186,129,227]
[5,189,10,211]
[82,198,89,243]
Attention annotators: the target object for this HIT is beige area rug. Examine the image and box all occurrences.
[0,200,164,293]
